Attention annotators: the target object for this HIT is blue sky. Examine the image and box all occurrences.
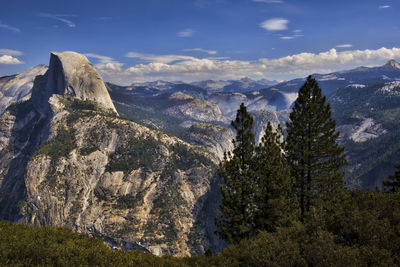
[0,0,399,84]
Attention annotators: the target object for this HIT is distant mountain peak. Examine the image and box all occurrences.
[384,59,400,69]
[239,77,253,82]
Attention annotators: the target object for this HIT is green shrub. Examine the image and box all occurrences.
[34,127,76,160]
[106,137,161,173]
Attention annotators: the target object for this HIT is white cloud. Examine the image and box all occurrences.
[0,22,20,32]
[126,52,196,64]
[95,62,124,71]
[183,48,217,55]
[0,55,23,64]
[279,33,303,40]
[260,18,289,31]
[178,29,194,37]
[37,13,76,27]
[0,49,23,56]
[85,53,114,63]
[336,44,353,48]
[293,29,302,33]
[253,0,283,3]
[379,5,390,8]
[94,47,400,85]
[85,53,124,72]
[280,36,295,40]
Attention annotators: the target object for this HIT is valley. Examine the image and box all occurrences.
[1,51,400,256]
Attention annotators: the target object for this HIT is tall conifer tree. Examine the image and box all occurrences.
[286,76,347,220]
[216,103,256,244]
[253,122,295,232]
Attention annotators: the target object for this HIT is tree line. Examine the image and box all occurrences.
[215,76,400,264]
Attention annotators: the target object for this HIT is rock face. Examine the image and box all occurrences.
[329,80,400,189]
[0,64,48,114]
[182,123,235,159]
[0,51,223,256]
[165,92,227,123]
[31,51,117,114]
[251,110,284,144]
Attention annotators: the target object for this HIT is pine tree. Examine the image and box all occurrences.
[383,164,400,193]
[216,103,257,244]
[253,122,295,232]
[286,76,347,221]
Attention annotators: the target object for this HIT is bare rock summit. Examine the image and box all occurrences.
[32,51,117,114]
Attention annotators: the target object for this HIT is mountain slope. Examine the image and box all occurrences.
[329,81,400,188]
[0,64,48,114]
[0,51,223,256]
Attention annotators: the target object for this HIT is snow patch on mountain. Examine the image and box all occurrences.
[319,75,338,81]
[283,92,298,106]
[347,84,366,88]
[377,81,400,96]
[350,118,387,142]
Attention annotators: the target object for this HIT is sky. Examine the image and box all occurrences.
[0,0,399,85]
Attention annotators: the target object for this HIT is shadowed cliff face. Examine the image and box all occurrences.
[0,100,49,221]
[0,51,223,256]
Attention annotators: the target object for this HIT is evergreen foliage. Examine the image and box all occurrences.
[286,76,347,220]
[216,103,257,244]
[34,127,76,160]
[383,164,400,192]
[253,122,295,232]
[2,190,399,267]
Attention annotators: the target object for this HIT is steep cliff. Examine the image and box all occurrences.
[31,51,117,114]
[0,52,223,256]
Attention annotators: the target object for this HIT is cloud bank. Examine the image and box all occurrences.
[91,47,400,85]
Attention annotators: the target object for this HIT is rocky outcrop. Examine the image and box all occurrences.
[31,51,117,114]
[0,51,223,256]
[0,64,48,114]
[21,96,220,256]
[166,92,227,123]
[182,123,234,159]
[251,110,281,144]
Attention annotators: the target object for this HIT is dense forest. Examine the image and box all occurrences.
[1,76,400,266]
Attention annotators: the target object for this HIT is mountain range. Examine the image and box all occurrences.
[104,59,400,189]
[131,77,278,94]
[1,52,400,255]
